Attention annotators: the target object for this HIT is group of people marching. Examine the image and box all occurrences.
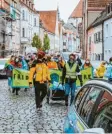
[5,50,112,110]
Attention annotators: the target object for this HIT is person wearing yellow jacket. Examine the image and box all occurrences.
[29,51,51,110]
[95,61,106,78]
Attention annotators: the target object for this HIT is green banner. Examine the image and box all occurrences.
[50,67,93,87]
[76,67,93,86]
[12,69,29,88]
[12,67,93,88]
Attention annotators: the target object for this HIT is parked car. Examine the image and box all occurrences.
[64,79,112,133]
[0,58,9,79]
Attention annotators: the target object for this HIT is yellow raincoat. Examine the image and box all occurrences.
[95,62,106,78]
[29,63,51,83]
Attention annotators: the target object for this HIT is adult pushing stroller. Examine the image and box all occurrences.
[47,70,65,104]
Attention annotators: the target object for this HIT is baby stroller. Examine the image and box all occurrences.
[47,71,65,104]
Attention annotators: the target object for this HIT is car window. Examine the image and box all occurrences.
[92,91,112,133]
[75,86,89,112]
[97,91,112,112]
[93,103,112,133]
[79,87,101,127]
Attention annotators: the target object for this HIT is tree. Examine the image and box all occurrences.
[31,34,42,50]
[43,34,50,51]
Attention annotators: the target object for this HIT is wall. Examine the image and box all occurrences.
[88,24,103,61]
[82,0,102,59]
[48,33,55,51]
[104,18,112,61]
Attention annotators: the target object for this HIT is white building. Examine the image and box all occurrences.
[20,0,39,54]
[63,23,77,52]
[67,0,83,52]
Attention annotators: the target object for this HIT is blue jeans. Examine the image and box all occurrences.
[8,77,12,87]
[65,82,76,104]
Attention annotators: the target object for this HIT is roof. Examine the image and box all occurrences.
[39,10,57,34]
[86,79,112,93]
[88,0,112,9]
[70,0,83,18]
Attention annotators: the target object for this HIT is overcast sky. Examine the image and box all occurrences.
[34,0,79,22]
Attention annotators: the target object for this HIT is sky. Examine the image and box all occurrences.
[34,0,79,22]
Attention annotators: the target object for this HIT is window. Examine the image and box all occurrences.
[22,10,25,20]
[34,18,36,26]
[75,86,90,114]
[93,91,112,133]
[105,50,107,54]
[89,36,91,45]
[94,34,96,43]
[100,31,102,41]
[22,28,25,37]
[98,32,100,42]
[79,87,101,127]
[109,50,111,54]
[106,24,108,38]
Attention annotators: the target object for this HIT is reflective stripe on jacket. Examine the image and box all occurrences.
[65,63,77,79]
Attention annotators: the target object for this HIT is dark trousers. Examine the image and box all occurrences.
[12,88,20,95]
[34,82,47,108]
[78,75,83,86]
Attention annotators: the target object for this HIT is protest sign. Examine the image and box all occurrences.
[12,68,29,88]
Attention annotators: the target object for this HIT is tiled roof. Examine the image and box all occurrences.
[39,10,57,34]
[88,0,112,8]
[70,0,83,18]
[58,22,62,35]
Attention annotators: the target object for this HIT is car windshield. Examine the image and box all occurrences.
[0,60,8,65]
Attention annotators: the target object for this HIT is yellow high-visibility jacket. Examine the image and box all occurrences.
[29,63,51,83]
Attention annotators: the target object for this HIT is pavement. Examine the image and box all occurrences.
[0,80,67,133]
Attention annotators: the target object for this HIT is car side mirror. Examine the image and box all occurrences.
[83,128,104,134]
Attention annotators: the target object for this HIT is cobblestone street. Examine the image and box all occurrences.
[0,80,66,133]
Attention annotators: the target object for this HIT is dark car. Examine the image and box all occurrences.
[64,79,112,133]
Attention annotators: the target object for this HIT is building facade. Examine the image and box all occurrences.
[68,0,83,53]
[88,24,103,61]
[104,18,112,61]
[82,0,111,59]
[20,0,39,54]
[0,0,21,56]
